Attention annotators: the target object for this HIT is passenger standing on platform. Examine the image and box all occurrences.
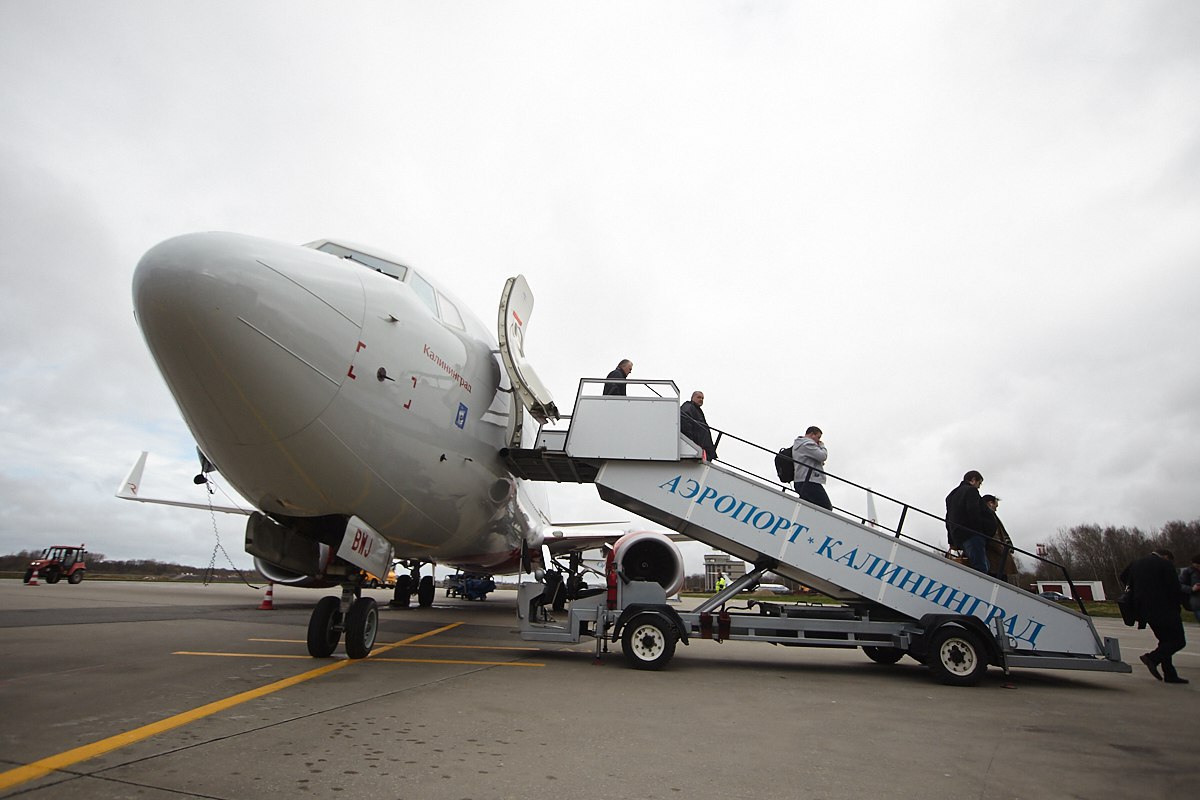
[792,426,832,510]
[680,391,718,460]
[945,471,989,574]
[1121,549,1189,684]
[603,359,633,396]
[1179,554,1200,624]
[981,495,1017,583]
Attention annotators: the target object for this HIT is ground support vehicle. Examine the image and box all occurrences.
[24,545,88,584]
[518,555,1103,685]
[506,380,1131,686]
[362,564,397,589]
[445,572,496,600]
[517,568,690,670]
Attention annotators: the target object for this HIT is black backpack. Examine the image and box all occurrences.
[774,447,795,483]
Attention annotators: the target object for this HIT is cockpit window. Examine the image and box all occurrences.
[409,272,439,317]
[437,292,464,330]
[316,242,407,281]
[314,241,465,330]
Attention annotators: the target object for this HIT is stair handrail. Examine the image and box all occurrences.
[701,424,1088,613]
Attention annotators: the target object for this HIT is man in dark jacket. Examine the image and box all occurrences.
[603,359,632,396]
[1180,554,1200,624]
[679,391,717,461]
[945,471,989,574]
[981,495,1017,583]
[1120,549,1188,684]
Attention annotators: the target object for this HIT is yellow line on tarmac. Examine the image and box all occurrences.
[249,637,541,652]
[363,657,543,666]
[389,642,543,652]
[174,652,326,659]
[177,652,544,667]
[0,622,463,793]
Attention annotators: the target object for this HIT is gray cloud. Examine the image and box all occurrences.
[1,2,1196,575]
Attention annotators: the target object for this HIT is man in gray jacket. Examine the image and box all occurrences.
[792,426,832,510]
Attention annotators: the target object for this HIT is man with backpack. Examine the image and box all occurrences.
[792,426,832,510]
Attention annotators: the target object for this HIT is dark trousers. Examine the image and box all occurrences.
[1147,615,1187,677]
[961,535,991,574]
[794,481,832,511]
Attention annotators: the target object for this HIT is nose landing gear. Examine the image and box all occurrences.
[307,586,379,658]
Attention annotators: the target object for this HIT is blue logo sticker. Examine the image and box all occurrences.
[455,402,468,429]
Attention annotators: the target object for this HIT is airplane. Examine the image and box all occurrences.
[125,231,678,658]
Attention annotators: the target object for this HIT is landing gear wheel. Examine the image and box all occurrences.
[621,613,677,671]
[417,575,435,607]
[307,596,342,658]
[863,646,905,665]
[68,570,85,584]
[391,574,412,608]
[928,626,987,686]
[345,597,379,659]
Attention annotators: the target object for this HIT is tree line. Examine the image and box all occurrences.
[0,550,245,579]
[7,519,1197,596]
[1022,519,1200,599]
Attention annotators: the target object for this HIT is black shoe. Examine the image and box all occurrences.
[1140,654,1162,680]
[1164,675,1189,684]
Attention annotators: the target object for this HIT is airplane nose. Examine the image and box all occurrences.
[133,232,365,446]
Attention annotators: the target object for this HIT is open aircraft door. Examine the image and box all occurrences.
[498,275,559,436]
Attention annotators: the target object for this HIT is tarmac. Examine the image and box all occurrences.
[0,579,1194,799]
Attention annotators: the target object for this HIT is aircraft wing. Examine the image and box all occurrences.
[115,452,250,515]
[543,532,621,556]
[543,528,691,557]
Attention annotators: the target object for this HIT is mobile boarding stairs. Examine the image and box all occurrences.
[503,379,1130,686]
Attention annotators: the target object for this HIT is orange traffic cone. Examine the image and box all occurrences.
[257,583,275,610]
[26,568,40,586]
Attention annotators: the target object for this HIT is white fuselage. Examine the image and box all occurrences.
[133,232,546,572]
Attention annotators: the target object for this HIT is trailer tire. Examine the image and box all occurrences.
[863,646,905,665]
[621,613,677,670]
[928,626,987,686]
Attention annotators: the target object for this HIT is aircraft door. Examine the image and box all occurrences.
[497,275,559,426]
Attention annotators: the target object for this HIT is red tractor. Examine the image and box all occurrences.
[24,545,88,584]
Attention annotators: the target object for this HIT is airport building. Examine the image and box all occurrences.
[704,552,746,591]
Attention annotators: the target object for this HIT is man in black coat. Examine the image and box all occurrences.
[1120,548,1188,684]
[945,470,989,573]
[603,359,632,396]
[679,390,717,461]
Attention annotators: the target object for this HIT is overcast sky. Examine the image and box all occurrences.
[2,1,1197,578]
